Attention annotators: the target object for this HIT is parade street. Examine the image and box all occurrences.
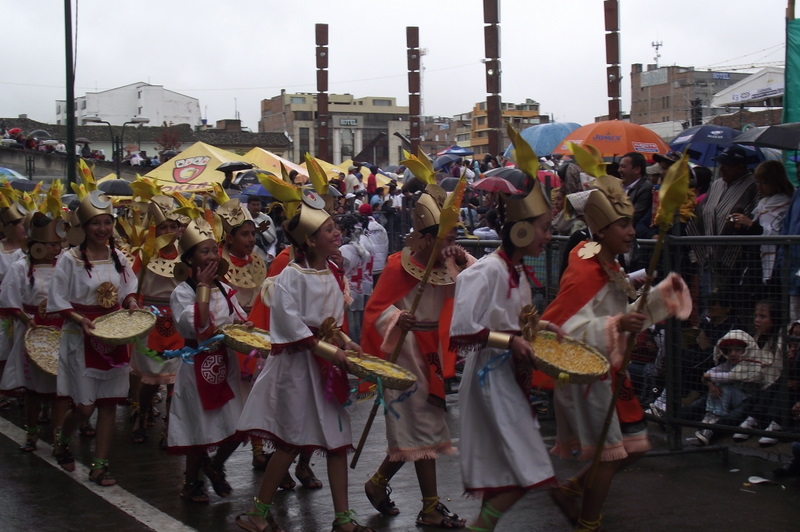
[0,392,798,532]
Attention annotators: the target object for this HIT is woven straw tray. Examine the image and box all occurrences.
[531,331,609,385]
[25,326,61,376]
[346,352,416,390]
[90,309,156,345]
[219,325,271,356]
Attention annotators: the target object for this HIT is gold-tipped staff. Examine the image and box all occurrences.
[584,150,692,487]
[350,171,468,469]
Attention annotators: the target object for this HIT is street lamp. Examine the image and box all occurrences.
[83,115,150,179]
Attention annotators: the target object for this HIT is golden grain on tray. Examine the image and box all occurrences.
[91,310,156,345]
[531,331,609,384]
[345,352,416,390]
[226,328,272,351]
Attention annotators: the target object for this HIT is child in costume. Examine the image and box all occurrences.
[541,174,691,532]
[0,192,68,451]
[450,134,562,532]
[48,190,140,486]
[0,189,28,400]
[167,215,248,503]
[361,176,467,529]
[235,172,373,532]
[125,193,184,445]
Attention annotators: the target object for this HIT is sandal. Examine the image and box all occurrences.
[235,497,285,532]
[415,497,466,529]
[295,461,323,490]
[180,480,210,504]
[574,516,605,532]
[365,473,399,516]
[550,481,582,526]
[201,455,232,497]
[332,510,374,532]
[79,424,96,438]
[19,439,37,452]
[252,452,269,471]
[54,431,75,472]
[132,427,147,444]
[20,425,40,452]
[89,458,117,487]
[466,501,503,532]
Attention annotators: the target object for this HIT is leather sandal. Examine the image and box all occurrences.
[235,497,285,532]
[415,497,466,529]
[180,480,210,504]
[295,461,323,489]
[550,482,581,525]
[201,455,232,497]
[365,476,399,516]
[89,458,117,487]
[79,423,96,438]
[332,510,374,532]
[54,431,75,472]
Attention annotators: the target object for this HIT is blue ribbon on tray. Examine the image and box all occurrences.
[478,350,511,387]
[161,334,225,365]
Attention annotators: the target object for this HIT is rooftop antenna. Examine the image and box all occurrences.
[419,47,428,116]
[652,40,663,67]
[234,98,240,120]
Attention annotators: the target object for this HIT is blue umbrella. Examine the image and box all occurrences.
[437,145,474,156]
[503,122,581,158]
[669,125,765,167]
[241,183,272,198]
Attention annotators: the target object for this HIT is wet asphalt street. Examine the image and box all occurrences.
[1,389,799,532]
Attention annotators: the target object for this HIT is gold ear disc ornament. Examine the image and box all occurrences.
[510,221,535,247]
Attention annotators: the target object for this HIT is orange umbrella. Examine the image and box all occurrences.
[551,120,669,160]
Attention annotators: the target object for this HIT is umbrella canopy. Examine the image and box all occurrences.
[242,148,308,184]
[503,122,582,158]
[9,180,38,192]
[216,161,254,173]
[436,145,474,156]
[551,120,669,159]
[473,171,524,195]
[0,167,28,180]
[439,177,461,192]
[670,125,765,167]
[241,183,273,198]
[143,141,244,193]
[98,179,133,196]
[433,153,462,171]
[733,123,800,150]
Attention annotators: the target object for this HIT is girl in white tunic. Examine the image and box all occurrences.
[0,200,27,398]
[48,191,140,486]
[168,217,247,504]
[0,210,67,451]
[235,187,373,532]
[451,177,562,532]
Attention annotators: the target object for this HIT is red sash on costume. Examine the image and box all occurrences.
[72,303,130,371]
[23,304,65,328]
[187,339,235,411]
[612,368,645,424]
[141,300,182,353]
[412,327,447,409]
[309,325,350,406]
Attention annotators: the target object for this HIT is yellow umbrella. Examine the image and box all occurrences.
[242,148,308,184]
[143,141,244,193]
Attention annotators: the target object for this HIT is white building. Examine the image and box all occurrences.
[56,82,201,127]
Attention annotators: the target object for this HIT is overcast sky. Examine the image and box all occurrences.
[2,0,787,131]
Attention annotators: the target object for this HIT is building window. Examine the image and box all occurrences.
[290,96,306,104]
[373,99,392,106]
[295,111,313,121]
[56,104,61,114]
[663,95,670,109]
[81,100,86,109]
[476,116,486,126]
[299,127,310,156]
[138,90,142,99]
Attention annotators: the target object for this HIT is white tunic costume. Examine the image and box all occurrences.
[0,259,58,394]
[0,244,25,362]
[48,247,138,405]
[450,253,555,493]
[236,262,353,453]
[167,282,245,451]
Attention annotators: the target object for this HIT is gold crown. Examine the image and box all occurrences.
[287,203,331,244]
[0,203,25,225]
[412,184,446,232]
[501,179,550,224]
[76,190,114,225]
[28,211,66,243]
[216,198,254,236]
[583,175,634,234]
[148,195,181,226]
[179,217,218,253]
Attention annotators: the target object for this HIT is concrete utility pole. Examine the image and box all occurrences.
[483,0,502,155]
[316,23,330,161]
[64,0,76,185]
[407,27,421,154]
[604,0,621,120]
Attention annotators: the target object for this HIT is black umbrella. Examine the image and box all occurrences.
[233,169,262,188]
[433,153,461,171]
[216,161,254,173]
[482,167,532,194]
[98,179,133,196]
[439,177,461,192]
[733,123,800,150]
[9,179,38,192]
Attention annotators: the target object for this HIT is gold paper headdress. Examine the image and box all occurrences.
[179,217,218,254]
[28,181,66,250]
[0,180,25,225]
[255,166,331,245]
[583,175,634,234]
